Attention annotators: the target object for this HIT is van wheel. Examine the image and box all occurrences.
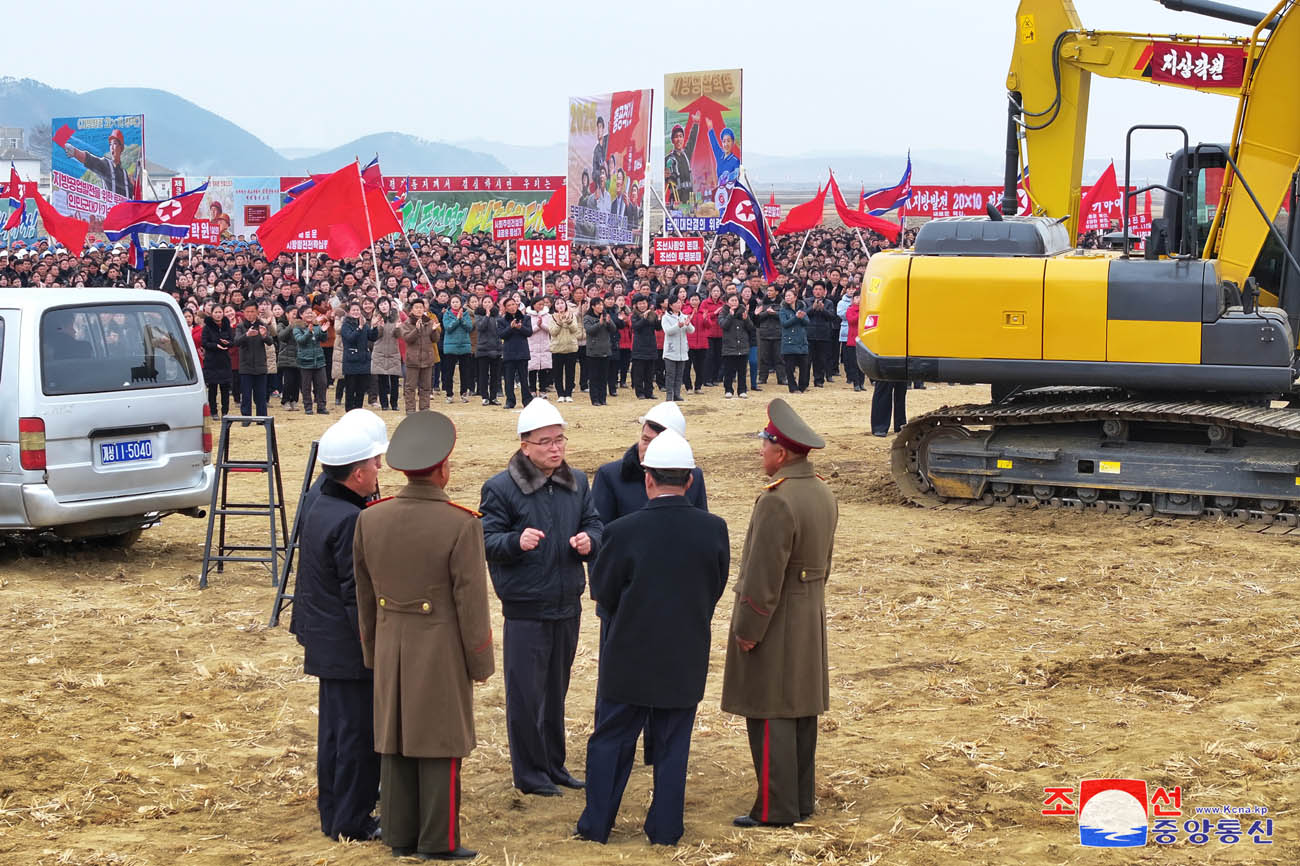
[100,528,143,549]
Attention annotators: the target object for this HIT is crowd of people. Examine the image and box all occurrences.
[0,224,920,422]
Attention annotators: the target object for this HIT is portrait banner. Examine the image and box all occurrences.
[663,69,742,233]
[567,89,654,245]
[50,114,146,228]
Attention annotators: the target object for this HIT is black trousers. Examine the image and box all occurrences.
[722,354,747,395]
[503,359,532,407]
[630,358,656,398]
[577,345,588,391]
[553,352,577,398]
[842,344,864,387]
[809,340,835,385]
[688,347,707,390]
[577,699,697,845]
[374,374,399,409]
[706,338,723,383]
[528,368,553,394]
[476,356,501,402]
[758,337,785,384]
[344,372,369,411]
[871,380,908,434]
[207,381,231,416]
[586,355,609,405]
[783,354,810,393]
[322,346,334,382]
[442,353,472,397]
[317,678,380,840]
[503,615,579,792]
[616,347,631,386]
[279,367,301,404]
[240,372,269,417]
[381,754,461,855]
[745,716,817,824]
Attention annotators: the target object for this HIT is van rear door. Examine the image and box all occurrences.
[0,310,25,527]
[38,301,206,503]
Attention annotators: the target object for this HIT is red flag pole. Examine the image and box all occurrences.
[792,229,811,272]
[355,159,384,292]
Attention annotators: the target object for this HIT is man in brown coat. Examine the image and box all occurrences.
[721,398,838,829]
[399,297,441,413]
[353,411,494,860]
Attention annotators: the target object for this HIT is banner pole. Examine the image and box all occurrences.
[606,248,626,283]
[389,188,435,292]
[649,183,680,236]
[693,184,736,294]
[541,270,546,296]
[792,229,811,272]
[356,160,383,292]
[507,239,511,269]
[158,243,180,290]
[854,227,867,252]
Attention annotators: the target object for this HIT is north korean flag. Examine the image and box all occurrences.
[104,182,210,241]
[718,169,777,283]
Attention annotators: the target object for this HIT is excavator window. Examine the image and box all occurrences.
[1250,200,1291,298]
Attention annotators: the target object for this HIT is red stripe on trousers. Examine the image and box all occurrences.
[761,720,770,822]
[449,757,458,851]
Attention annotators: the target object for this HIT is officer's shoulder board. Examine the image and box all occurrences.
[447,500,482,518]
[762,477,788,492]
[365,495,395,508]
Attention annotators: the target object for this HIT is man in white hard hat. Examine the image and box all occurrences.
[577,430,729,846]
[478,397,604,796]
[299,409,389,516]
[290,418,388,845]
[592,401,708,526]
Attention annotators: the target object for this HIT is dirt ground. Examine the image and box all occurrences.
[1,381,1296,865]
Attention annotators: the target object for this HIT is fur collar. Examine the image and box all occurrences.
[509,449,577,494]
[619,443,643,482]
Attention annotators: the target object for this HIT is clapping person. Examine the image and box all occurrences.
[398,297,440,414]
[547,297,582,403]
[661,295,694,403]
[474,296,504,406]
[582,296,620,407]
[779,288,811,394]
[441,294,474,404]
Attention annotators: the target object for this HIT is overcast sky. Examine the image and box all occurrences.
[20,0,1259,161]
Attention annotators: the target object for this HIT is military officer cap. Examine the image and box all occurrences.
[762,398,825,454]
[386,411,457,472]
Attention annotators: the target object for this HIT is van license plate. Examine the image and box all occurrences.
[101,438,154,464]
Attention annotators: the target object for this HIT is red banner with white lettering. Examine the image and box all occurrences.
[517,239,572,271]
[653,236,706,266]
[1149,43,1247,89]
[492,215,526,241]
[188,218,220,245]
[170,177,186,197]
[902,183,1151,236]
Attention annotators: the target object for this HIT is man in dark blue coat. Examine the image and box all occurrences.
[479,398,604,797]
[577,430,729,845]
[289,418,388,843]
[497,296,533,409]
[592,401,708,529]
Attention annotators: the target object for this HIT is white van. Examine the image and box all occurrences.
[0,288,214,545]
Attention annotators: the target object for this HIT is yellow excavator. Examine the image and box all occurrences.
[858,0,1300,523]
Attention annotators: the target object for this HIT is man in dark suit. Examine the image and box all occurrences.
[577,430,729,846]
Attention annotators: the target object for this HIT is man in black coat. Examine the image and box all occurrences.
[628,295,660,399]
[289,419,387,844]
[577,430,729,846]
[805,282,840,387]
[479,398,604,797]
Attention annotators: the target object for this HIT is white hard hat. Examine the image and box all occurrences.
[639,401,686,437]
[642,428,695,470]
[319,419,386,466]
[517,397,566,436]
[341,408,389,451]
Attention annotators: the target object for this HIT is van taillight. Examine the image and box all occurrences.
[19,417,46,470]
[862,314,880,333]
[202,404,213,462]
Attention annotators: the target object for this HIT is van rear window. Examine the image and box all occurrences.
[41,303,198,395]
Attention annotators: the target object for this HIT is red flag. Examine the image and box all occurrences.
[32,189,88,252]
[774,183,827,235]
[53,124,75,149]
[828,172,901,240]
[606,91,642,158]
[541,184,567,230]
[255,162,402,260]
[4,167,29,231]
[1079,161,1120,232]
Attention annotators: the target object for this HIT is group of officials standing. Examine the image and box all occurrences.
[290,395,838,859]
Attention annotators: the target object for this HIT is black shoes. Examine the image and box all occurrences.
[522,784,562,797]
[732,815,793,829]
[392,847,478,861]
[553,771,585,790]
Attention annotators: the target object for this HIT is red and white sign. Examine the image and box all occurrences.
[653,237,706,266]
[381,176,563,193]
[517,239,572,271]
[492,215,526,242]
[1150,43,1247,89]
[187,218,220,246]
[170,177,186,197]
[763,203,782,223]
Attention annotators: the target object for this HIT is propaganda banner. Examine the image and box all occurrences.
[904,184,1150,236]
[50,113,145,228]
[663,68,742,233]
[568,89,654,244]
[492,215,526,241]
[517,239,572,271]
[381,176,562,240]
[653,236,706,266]
[184,177,283,241]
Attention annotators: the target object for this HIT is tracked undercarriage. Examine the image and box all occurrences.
[892,389,1300,527]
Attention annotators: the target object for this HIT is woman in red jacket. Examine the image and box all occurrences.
[683,289,708,394]
[697,284,725,385]
[843,288,865,391]
[615,293,634,393]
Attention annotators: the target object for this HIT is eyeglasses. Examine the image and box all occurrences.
[525,435,568,449]
[759,431,780,444]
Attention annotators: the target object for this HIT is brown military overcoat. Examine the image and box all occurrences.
[720,458,838,719]
[353,478,495,758]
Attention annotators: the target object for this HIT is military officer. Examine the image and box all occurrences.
[353,411,495,861]
[721,398,839,828]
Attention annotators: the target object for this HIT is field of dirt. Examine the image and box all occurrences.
[0,382,1295,865]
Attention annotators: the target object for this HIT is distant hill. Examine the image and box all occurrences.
[452,138,566,176]
[0,78,507,177]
